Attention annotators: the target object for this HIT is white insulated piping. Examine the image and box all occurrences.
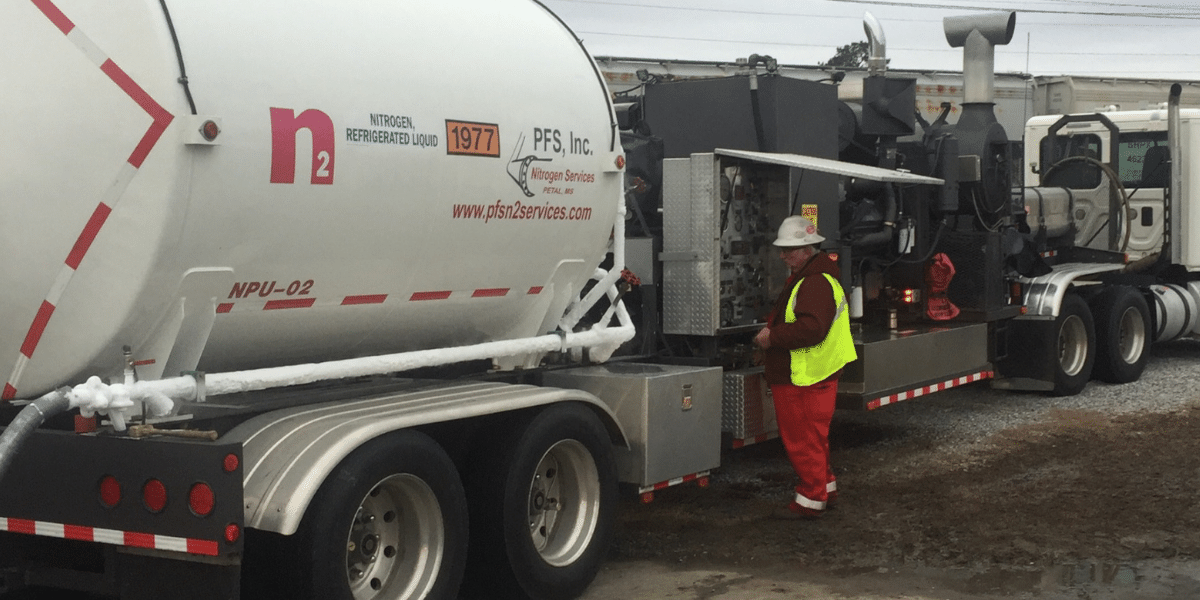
[5,178,635,436]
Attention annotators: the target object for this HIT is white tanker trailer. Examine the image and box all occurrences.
[0,1,723,599]
[13,3,1200,599]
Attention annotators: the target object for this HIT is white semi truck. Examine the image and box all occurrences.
[4,3,1200,600]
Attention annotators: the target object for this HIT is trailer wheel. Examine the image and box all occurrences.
[1089,286,1151,383]
[293,430,468,600]
[1052,293,1096,396]
[464,404,617,600]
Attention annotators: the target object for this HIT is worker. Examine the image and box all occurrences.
[754,215,856,518]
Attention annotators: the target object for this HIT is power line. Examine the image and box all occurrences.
[576,29,1200,57]
[548,0,1200,20]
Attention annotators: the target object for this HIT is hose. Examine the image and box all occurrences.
[1041,155,1131,253]
[0,389,71,484]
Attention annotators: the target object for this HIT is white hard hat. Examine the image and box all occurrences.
[772,215,825,247]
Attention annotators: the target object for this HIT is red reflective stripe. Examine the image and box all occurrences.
[65,203,112,270]
[8,519,36,535]
[472,288,509,298]
[132,359,155,367]
[99,60,174,169]
[2,384,16,401]
[216,303,233,313]
[187,538,220,556]
[528,286,543,294]
[410,291,451,301]
[264,298,316,310]
[21,301,56,359]
[31,0,74,34]
[63,524,94,541]
[867,371,994,410]
[124,531,155,549]
[342,294,387,305]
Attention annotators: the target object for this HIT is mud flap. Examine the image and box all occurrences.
[992,316,1057,391]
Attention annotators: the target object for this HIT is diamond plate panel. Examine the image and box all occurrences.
[662,155,721,335]
[722,367,777,439]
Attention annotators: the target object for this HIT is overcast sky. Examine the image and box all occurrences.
[541,0,1200,79]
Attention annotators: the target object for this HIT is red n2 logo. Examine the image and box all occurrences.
[270,108,335,184]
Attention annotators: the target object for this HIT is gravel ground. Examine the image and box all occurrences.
[595,337,1200,599]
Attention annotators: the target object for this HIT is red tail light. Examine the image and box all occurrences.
[189,483,215,517]
[99,476,121,508]
[142,479,167,513]
[225,523,241,543]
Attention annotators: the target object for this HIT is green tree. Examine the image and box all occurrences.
[821,41,869,68]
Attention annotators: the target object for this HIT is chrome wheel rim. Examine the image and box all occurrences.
[1117,306,1147,364]
[1059,314,1088,377]
[526,439,601,567]
[346,474,443,599]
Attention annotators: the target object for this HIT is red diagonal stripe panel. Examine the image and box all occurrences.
[65,203,113,270]
[99,60,174,168]
[30,0,74,34]
[21,301,57,359]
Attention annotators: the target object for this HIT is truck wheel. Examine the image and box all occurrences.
[1052,293,1096,396]
[1089,286,1150,383]
[464,404,617,600]
[293,430,468,600]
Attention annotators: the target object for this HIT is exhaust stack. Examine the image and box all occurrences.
[864,12,887,75]
[944,12,1015,105]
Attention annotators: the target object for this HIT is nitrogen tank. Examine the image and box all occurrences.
[1,0,623,399]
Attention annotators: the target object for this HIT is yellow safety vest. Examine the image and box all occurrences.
[784,273,858,387]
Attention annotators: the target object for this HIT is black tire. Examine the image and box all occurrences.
[463,404,618,600]
[1089,286,1151,383]
[1052,293,1096,396]
[286,430,468,600]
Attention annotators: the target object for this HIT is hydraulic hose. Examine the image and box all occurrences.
[0,388,71,484]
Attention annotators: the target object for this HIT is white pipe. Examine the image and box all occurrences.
[561,184,628,331]
[132,324,635,402]
[63,182,636,423]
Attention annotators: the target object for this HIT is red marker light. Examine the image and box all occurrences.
[189,483,215,517]
[99,476,121,508]
[223,454,239,473]
[200,120,220,142]
[143,479,167,513]
[225,523,241,544]
[615,155,625,169]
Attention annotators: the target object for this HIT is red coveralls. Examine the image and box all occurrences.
[762,251,843,513]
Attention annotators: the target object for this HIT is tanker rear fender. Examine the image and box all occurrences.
[224,381,627,536]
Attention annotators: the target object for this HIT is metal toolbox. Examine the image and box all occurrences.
[543,363,722,489]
